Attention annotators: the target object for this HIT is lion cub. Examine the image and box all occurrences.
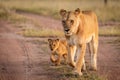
[48,39,68,65]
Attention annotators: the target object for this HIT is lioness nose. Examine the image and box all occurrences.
[65,29,70,32]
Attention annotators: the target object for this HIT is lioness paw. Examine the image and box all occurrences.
[72,70,83,76]
[68,62,76,68]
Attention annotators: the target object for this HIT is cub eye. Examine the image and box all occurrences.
[70,20,74,24]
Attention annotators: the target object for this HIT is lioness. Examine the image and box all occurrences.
[60,8,98,75]
[48,39,68,65]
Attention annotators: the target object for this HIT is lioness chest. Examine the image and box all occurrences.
[67,35,79,46]
[67,34,93,46]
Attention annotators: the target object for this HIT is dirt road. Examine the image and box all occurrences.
[98,37,120,80]
[0,13,120,80]
[0,20,51,80]
[0,21,27,80]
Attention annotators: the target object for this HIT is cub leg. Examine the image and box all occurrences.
[55,54,62,66]
[63,54,67,64]
[50,53,56,63]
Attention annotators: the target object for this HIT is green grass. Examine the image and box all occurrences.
[99,26,120,36]
[1,0,120,22]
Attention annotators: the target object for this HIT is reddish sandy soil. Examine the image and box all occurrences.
[0,13,120,80]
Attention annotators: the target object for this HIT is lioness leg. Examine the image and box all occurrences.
[68,45,77,67]
[91,38,98,70]
[88,42,93,56]
[82,57,86,71]
[76,47,86,71]
[93,40,98,70]
[88,42,94,69]
[75,44,86,75]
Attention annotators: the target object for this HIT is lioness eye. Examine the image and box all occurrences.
[62,20,65,24]
[70,20,74,24]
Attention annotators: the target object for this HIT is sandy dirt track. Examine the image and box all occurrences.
[0,21,51,80]
[0,13,120,80]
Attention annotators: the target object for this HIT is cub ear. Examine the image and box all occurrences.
[60,9,67,16]
[48,39,52,43]
[74,8,81,15]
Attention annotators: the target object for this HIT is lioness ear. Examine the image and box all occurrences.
[74,8,81,15]
[48,39,52,43]
[60,9,67,16]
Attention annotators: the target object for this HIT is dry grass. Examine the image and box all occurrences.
[22,26,120,37]
[1,0,120,37]
[0,4,27,23]
[99,26,120,36]
[0,4,10,19]
[47,65,107,80]
[22,28,64,37]
[0,0,120,37]
[1,0,120,22]
[0,6,64,37]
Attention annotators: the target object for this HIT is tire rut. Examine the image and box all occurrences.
[0,21,32,80]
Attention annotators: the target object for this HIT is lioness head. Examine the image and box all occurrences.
[60,8,81,36]
[48,39,60,52]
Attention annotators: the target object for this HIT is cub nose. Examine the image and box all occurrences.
[65,29,70,32]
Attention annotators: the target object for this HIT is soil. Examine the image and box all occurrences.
[0,13,120,80]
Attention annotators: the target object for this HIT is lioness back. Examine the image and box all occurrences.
[81,10,98,41]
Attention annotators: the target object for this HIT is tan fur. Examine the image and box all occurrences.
[48,39,68,65]
[60,8,98,75]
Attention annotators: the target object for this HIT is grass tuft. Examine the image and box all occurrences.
[0,3,27,23]
[0,4,10,19]
[23,28,64,37]
[48,65,107,80]
[99,26,120,36]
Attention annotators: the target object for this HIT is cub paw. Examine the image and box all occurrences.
[55,63,60,66]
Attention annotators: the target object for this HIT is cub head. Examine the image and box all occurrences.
[48,39,60,52]
[60,8,81,36]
